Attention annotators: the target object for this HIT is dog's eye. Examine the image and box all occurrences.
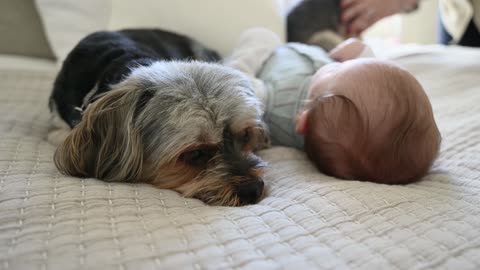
[181,149,215,167]
[242,129,250,145]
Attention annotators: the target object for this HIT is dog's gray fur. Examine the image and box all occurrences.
[54,61,269,206]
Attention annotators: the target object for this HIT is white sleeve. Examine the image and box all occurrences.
[223,28,282,77]
[223,28,282,102]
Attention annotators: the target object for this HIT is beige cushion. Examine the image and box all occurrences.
[35,0,110,62]
[33,0,285,60]
[0,0,55,60]
[108,0,286,56]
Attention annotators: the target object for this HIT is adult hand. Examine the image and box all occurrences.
[340,0,418,36]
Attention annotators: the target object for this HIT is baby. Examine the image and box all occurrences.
[225,28,441,184]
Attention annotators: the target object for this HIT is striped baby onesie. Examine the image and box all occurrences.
[257,43,333,149]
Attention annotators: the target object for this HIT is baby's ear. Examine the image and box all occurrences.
[296,110,310,135]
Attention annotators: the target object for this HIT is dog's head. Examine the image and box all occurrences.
[54,61,270,206]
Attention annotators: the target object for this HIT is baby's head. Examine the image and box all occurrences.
[296,59,441,184]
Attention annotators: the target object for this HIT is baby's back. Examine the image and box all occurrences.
[258,43,332,149]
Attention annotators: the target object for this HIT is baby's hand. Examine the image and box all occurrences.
[329,38,373,62]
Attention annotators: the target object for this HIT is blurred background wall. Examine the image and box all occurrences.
[364,0,439,44]
[284,0,440,44]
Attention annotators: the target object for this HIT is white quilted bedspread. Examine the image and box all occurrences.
[0,46,479,270]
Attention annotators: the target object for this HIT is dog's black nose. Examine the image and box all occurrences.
[237,181,264,205]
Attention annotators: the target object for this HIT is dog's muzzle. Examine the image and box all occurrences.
[223,128,266,205]
[237,180,265,205]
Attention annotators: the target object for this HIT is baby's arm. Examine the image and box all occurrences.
[328,38,375,62]
[223,28,282,101]
[224,28,282,77]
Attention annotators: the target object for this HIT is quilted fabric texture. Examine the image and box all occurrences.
[0,46,479,270]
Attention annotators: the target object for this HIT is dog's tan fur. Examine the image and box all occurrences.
[53,61,269,206]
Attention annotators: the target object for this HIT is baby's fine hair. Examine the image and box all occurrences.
[305,62,441,184]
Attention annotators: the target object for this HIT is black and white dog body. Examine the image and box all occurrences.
[50,28,220,128]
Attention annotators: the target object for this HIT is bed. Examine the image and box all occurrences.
[0,42,479,269]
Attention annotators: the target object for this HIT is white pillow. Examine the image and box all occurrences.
[35,0,111,62]
[108,0,286,56]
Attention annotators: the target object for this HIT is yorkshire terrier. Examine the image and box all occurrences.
[49,29,269,206]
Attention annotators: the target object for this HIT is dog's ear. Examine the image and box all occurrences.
[54,88,144,182]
